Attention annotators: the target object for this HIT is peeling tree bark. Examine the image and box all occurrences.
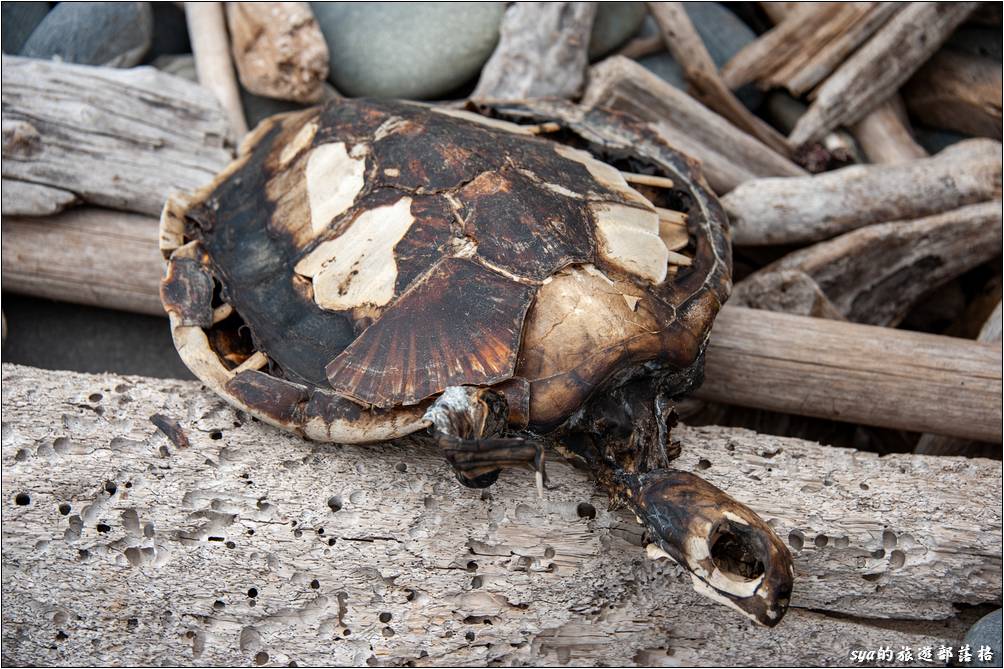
[472,2,597,100]
[724,138,1002,245]
[0,55,234,217]
[1,364,1001,666]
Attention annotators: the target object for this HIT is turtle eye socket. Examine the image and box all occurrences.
[710,520,766,582]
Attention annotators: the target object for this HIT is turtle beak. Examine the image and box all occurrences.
[630,469,794,627]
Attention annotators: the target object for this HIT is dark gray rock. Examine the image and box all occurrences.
[312,2,505,99]
[963,609,1003,668]
[2,1,49,55]
[915,125,971,155]
[589,2,646,59]
[638,2,763,110]
[145,2,189,61]
[21,1,153,68]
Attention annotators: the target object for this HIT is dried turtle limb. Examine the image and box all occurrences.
[473,2,597,99]
[850,96,927,164]
[186,1,248,139]
[725,138,1002,245]
[1,55,233,217]
[225,2,329,104]
[789,2,980,146]
[902,48,1003,139]
[732,201,1004,327]
[583,56,806,194]
[645,1,790,156]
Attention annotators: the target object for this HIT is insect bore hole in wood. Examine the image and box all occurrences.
[576,502,596,519]
[14,493,30,506]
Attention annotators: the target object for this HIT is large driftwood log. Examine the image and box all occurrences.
[1,364,1000,666]
[583,56,806,194]
[724,138,1002,245]
[2,210,1000,443]
[0,55,234,217]
[473,2,597,100]
[732,201,1003,327]
[902,48,1003,139]
[0,179,78,217]
[645,2,790,156]
[789,2,979,146]
[225,2,329,104]
[186,2,248,139]
[850,96,928,164]
[697,306,1002,444]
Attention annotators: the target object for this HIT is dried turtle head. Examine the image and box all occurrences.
[160,98,793,626]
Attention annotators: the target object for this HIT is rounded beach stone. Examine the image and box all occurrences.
[311,2,505,99]
[963,609,1003,668]
[589,2,647,59]
[1,1,50,55]
[21,1,153,68]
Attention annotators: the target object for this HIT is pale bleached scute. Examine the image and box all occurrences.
[305,141,367,236]
[592,203,669,284]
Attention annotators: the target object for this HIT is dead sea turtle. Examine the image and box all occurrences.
[159,98,794,626]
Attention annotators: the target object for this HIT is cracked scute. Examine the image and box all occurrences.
[305,141,368,236]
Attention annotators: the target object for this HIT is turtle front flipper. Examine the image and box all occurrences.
[424,386,547,493]
[622,469,794,627]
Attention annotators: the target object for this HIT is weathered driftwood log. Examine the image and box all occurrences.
[0,55,233,217]
[1,208,165,316]
[645,2,790,156]
[789,2,979,146]
[0,179,78,217]
[850,96,928,164]
[473,2,597,100]
[724,138,1002,245]
[902,49,1003,139]
[722,2,901,97]
[186,1,248,139]
[583,56,806,194]
[732,201,1003,327]
[225,2,329,104]
[697,306,1002,444]
[2,209,1000,443]
[1,364,1000,666]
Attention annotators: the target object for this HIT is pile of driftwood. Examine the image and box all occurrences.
[2,2,1001,666]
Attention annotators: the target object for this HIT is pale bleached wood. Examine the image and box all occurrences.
[851,96,928,164]
[724,138,1002,245]
[789,2,979,146]
[1,55,233,217]
[0,178,78,216]
[697,306,1002,443]
[3,208,999,442]
[732,201,1002,327]
[645,2,791,157]
[583,56,806,194]
[472,2,598,100]
[186,1,248,139]
[225,2,329,104]
[1,363,1000,665]
[1,208,165,316]
[903,48,1003,139]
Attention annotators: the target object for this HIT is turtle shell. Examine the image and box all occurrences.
[159,98,730,442]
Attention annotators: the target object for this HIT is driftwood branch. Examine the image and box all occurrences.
[186,1,248,139]
[902,48,1003,139]
[732,201,1003,327]
[645,1,790,156]
[0,55,233,217]
[583,56,806,194]
[850,96,928,164]
[225,2,329,104]
[1,364,1000,665]
[472,2,597,100]
[2,209,1000,443]
[724,138,1002,245]
[789,2,979,146]
[0,179,78,217]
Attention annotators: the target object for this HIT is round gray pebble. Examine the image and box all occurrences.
[312,1,505,100]
[963,609,1002,668]
[1,1,50,55]
[21,1,153,68]
[589,2,647,59]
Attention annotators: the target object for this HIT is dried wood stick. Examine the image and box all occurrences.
[732,201,1003,327]
[225,2,329,104]
[724,138,1002,245]
[789,2,980,146]
[1,55,233,217]
[697,306,1002,443]
[583,56,806,194]
[646,1,791,156]
[902,49,1003,139]
[472,2,598,100]
[613,33,664,60]
[2,363,1000,665]
[186,1,248,139]
[851,96,928,164]
[3,208,999,442]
